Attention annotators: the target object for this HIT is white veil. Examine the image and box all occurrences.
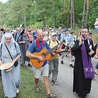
[1,33,16,44]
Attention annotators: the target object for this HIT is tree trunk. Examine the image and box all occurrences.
[71,0,75,28]
[68,0,71,28]
[42,15,45,27]
[72,0,75,28]
[70,0,72,28]
[18,15,21,25]
[53,0,56,27]
[62,0,66,26]
[82,0,86,28]
[85,0,90,27]
[24,14,26,28]
[63,0,66,11]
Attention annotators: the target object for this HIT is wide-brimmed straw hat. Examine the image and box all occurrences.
[0,62,14,72]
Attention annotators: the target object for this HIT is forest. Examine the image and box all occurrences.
[0,0,98,29]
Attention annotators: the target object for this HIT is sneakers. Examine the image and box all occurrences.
[61,61,64,64]
[16,88,19,94]
[52,80,58,85]
[54,81,58,85]
[28,64,32,67]
[35,86,40,93]
[46,93,56,98]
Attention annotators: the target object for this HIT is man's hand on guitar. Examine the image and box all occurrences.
[51,52,56,56]
[37,56,44,61]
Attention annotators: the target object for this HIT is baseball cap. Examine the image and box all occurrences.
[51,32,57,36]
[63,28,68,32]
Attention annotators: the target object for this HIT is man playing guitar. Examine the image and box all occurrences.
[26,30,55,98]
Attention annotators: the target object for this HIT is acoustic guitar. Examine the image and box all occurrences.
[49,49,68,60]
[30,41,63,68]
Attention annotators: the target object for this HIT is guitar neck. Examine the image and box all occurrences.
[45,42,62,56]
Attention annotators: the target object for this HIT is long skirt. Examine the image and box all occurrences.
[1,64,21,98]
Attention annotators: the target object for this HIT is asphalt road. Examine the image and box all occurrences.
[29,55,98,98]
[49,55,98,98]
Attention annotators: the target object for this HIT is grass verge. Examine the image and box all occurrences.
[0,66,47,98]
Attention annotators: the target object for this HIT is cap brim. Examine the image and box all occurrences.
[52,34,57,36]
[51,33,57,36]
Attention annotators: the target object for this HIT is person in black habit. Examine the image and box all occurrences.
[71,26,95,98]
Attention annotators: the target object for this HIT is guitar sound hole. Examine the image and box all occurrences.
[38,60,40,63]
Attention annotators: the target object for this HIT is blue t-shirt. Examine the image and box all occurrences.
[28,41,50,67]
[64,34,74,45]
[33,32,37,40]
[60,33,66,41]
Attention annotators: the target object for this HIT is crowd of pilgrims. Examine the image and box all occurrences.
[0,26,76,67]
[0,25,98,98]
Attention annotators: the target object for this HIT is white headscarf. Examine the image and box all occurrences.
[1,33,16,44]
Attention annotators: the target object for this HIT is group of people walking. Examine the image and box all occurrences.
[0,25,98,98]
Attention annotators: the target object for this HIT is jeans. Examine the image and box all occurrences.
[49,58,59,81]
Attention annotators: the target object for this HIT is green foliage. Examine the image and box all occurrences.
[32,21,44,28]
[46,17,54,27]
[0,0,32,28]
[60,10,70,27]
[74,0,84,25]
[89,0,98,28]
[93,33,98,44]
[0,0,98,29]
